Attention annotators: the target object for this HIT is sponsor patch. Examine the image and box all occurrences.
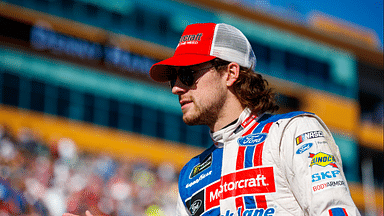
[238,133,267,146]
[312,170,340,182]
[222,207,276,216]
[312,180,345,193]
[206,167,276,210]
[190,154,212,179]
[185,167,276,215]
[309,152,338,168]
[316,140,328,145]
[186,189,205,216]
[186,171,212,189]
[189,199,202,215]
[328,207,348,216]
[296,130,324,145]
[296,143,313,154]
[179,33,203,45]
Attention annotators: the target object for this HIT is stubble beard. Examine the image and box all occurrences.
[182,96,225,128]
[182,104,216,127]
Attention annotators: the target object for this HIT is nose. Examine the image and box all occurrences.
[171,77,188,95]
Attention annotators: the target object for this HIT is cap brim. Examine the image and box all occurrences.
[150,54,216,82]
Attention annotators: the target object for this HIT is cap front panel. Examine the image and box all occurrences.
[174,23,216,57]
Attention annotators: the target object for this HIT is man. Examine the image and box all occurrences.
[64,23,360,216]
[149,23,361,216]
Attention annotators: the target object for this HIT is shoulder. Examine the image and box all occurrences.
[257,111,321,132]
[279,112,330,134]
[258,111,329,147]
[274,112,339,162]
[271,112,332,141]
[178,145,217,201]
[179,145,216,181]
[261,111,315,122]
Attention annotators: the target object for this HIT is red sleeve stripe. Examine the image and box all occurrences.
[328,207,348,216]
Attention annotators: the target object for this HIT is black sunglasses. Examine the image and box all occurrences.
[168,65,213,89]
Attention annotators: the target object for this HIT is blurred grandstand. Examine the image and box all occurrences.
[0,0,382,215]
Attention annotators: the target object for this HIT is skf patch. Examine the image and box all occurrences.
[190,154,212,178]
[296,130,324,145]
[309,152,338,168]
[312,170,340,182]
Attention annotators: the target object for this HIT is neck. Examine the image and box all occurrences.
[210,99,244,132]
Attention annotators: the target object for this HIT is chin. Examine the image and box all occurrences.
[183,116,197,126]
[182,114,201,126]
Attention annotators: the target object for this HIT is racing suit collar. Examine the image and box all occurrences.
[211,108,262,148]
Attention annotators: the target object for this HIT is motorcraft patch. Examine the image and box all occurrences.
[190,154,212,178]
[185,166,276,215]
[179,33,203,46]
[296,130,324,145]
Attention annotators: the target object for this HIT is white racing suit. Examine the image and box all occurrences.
[176,109,361,216]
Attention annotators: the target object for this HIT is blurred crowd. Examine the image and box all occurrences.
[0,124,179,216]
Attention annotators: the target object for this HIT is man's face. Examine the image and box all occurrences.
[171,62,228,128]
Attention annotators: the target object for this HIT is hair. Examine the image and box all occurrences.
[212,58,279,114]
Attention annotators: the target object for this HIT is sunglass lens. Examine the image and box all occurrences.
[169,68,197,89]
[169,79,176,88]
[179,70,194,86]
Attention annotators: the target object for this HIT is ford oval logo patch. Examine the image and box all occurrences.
[238,133,267,146]
[296,143,313,154]
[189,199,202,215]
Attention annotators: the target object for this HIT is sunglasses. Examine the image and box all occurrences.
[169,65,213,89]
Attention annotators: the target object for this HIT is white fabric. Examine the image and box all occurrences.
[176,109,360,216]
[211,23,256,69]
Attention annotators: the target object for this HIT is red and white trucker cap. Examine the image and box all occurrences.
[149,23,256,82]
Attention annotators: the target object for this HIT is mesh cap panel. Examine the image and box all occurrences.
[211,23,256,69]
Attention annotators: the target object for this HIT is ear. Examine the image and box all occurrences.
[226,62,240,87]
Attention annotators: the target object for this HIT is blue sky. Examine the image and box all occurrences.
[245,0,383,48]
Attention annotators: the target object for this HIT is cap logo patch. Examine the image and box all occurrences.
[179,33,203,46]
